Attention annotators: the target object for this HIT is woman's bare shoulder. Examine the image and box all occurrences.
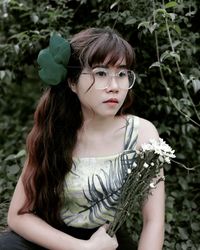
[136,117,159,149]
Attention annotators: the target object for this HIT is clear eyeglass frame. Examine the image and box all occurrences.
[81,67,136,90]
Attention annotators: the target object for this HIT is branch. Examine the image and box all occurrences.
[152,0,200,127]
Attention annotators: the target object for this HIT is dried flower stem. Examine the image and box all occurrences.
[107,138,175,237]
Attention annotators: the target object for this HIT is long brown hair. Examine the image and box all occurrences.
[19,27,136,228]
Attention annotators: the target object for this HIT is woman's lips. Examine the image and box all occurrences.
[103,98,119,103]
[103,98,119,107]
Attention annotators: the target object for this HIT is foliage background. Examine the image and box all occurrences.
[0,0,199,249]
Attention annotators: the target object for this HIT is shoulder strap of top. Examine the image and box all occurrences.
[124,115,140,151]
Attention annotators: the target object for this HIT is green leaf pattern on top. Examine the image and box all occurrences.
[60,115,139,228]
[81,151,137,225]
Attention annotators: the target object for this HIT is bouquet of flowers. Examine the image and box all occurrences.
[107,138,175,237]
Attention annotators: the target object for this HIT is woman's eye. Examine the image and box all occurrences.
[118,70,127,78]
[94,70,107,77]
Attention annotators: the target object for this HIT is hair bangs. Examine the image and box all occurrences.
[84,32,134,69]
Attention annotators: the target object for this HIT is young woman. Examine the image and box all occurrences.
[0,27,165,250]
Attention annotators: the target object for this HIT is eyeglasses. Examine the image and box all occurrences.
[81,67,136,90]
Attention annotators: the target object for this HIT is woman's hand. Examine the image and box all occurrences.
[86,225,118,250]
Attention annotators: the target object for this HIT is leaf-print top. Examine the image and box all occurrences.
[60,115,139,229]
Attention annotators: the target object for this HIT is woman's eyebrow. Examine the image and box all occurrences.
[118,65,127,68]
[92,64,107,69]
[92,64,128,69]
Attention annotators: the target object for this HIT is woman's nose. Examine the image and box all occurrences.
[106,76,119,92]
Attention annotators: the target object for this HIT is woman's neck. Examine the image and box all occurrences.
[82,115,118,134]
[73,114,127,158]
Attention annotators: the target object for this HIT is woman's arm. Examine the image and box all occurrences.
[7,175,89,250]
[7,173,118,250]
[138,172,165,250]
[137,118,165,250]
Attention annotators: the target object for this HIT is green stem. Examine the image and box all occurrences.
[163,4,200,123]
[152,0,200,127]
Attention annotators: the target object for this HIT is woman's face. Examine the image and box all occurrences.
[70,58,129,119]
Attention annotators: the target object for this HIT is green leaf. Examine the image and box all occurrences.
[4,154,16,161]
[192,79,200,93]
[149,62,161,69]
[138,21,158,33]
[110,1,119,10]
[162,65,172,74]
[160,51,171,62]
[14,149,26,159]
[170,51,180,61]
[160,51,180,62]
[31,13,39,24]
[172,40,181,48]
[168,13,176,21]
[165,223,172,233]
[178,176,188,190]
[171,24,181,35]
[125,18,137,25]
[153,8,167,17]
[149,23,158,33]
[177,227,188,240]
[4,150,26,161]
[191,222,200,232]
[138,21,150,30]
[185,11,196,17]
[165,1,178,9]
[0,71,6,80]
[14,44,20,54]
[166,212,173,222]
[7,164,20,175]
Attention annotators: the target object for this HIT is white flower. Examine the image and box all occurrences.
[140,137,175,162]
[3,13,8,18]
[136,150,141,154]
[150,162,154,166]
[132,162,137,168]
[165,157,171,164]
[155,148,163,155]
[143,162,149,168]
[141,143,153,151]
[150,182,156,188]
[127,168,131,174]
[161,176,165,181]
[158,155,164,163]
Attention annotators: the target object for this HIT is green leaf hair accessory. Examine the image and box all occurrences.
[37,33,71,85]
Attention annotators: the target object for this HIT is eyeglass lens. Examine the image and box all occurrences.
[92,68,135,90]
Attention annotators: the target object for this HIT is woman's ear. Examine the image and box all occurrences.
[68,80,77,94]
